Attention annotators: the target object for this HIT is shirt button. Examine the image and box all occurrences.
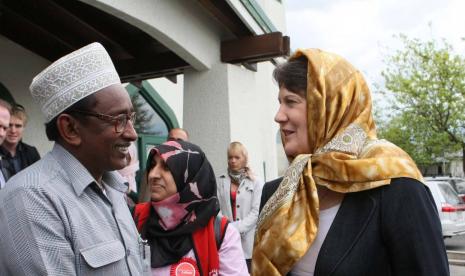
[237,191,240,194]
[126,249,130,256]
[237,205,240,208]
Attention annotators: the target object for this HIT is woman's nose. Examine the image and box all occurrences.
[148,166,160,179]
[274,106,286,123]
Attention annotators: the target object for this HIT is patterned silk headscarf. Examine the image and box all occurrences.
[142,140,219,267]
[252,49,423,275]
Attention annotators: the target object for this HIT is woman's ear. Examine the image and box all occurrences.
[56,114,82,146]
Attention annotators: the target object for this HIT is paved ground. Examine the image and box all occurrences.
[450,265,465,275]
[446,235,465,275]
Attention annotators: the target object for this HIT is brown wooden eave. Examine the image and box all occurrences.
[197,0,290,66]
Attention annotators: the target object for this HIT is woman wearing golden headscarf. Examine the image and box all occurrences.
[253,49,449,275]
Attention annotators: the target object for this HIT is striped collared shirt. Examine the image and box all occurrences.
[0,144,149,275]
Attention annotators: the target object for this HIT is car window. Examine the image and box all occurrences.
[456,181,465,194]
[438,183,463,205]
[430,178,461,192]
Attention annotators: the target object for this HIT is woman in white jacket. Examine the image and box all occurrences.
[217,142,263,272]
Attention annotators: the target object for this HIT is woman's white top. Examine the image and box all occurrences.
[291,203,341,276]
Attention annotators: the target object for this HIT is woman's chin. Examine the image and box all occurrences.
[284,148,297,160]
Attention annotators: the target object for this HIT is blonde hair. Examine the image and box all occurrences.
[227,141,248,164]
[11,105,27,125]
[227,141,255,180]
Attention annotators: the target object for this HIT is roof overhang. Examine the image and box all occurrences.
[0,0,289,82]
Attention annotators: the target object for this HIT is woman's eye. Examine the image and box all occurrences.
[285,99,297,105]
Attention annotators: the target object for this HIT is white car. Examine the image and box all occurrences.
[426,180,465,238]
[455,181,465,201]
[424,176,464,192]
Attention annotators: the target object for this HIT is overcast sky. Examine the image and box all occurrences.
[284,0,465,100]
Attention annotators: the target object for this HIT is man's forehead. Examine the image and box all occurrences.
[92,85,133,113]
[0,106,10,117]
[170,129,186,136]
[0,108,10,126]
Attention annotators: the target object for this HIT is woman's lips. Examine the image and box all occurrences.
[282,129,295,136]
[152,183,165,190]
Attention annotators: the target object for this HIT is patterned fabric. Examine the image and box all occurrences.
[0,144,147,275]
[228,168,247,184]
[29,42,121,122]
[253,49,423,275]
[142,140,219,268]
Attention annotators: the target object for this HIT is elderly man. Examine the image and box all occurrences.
[0,99,11,188]
[0,43,149,275]
[167,127,189,141]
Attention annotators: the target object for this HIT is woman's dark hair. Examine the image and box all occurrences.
[273,55,308,98]
[45,94,98,141]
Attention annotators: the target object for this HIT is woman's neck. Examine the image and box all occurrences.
[317,186,344,210]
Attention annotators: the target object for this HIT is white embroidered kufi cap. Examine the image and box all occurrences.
[29,42,121,122]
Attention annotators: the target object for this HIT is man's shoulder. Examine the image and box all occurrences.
[19,141,39,151]
[6,153,59,189]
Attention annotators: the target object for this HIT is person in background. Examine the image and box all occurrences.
[0,99,11,188]
[217,141,263,272]
[254,49,449,275]
[133,140,249,276]
[0,42,148,275]
[168,127,189,141]
[138,127,189,203]
[118,142,140,207]
[0,104,40,178]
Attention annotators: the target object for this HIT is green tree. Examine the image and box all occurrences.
[380,34,465,173]
[377,113,459,174]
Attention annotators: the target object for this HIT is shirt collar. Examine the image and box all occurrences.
[51,144,128,196]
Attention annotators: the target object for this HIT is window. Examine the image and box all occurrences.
[131,92,168,136]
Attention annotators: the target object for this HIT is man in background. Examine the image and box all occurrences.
[168,127,189,141]
[0,104,40,178]
[0,100,11,189]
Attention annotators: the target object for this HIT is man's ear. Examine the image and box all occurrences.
[57,114,82,146]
